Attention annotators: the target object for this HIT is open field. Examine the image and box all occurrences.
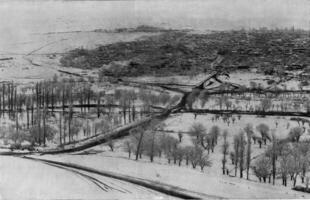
[1,28,310,199]
[1,0,310,199]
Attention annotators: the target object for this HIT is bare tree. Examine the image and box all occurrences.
[71,119,82,141]
[222,130,229,175]
[124,140,133,158]
[144,130,158,162]
[224,100,232,110]
[252,156,272,183]
[216,95,228,110]
[278,143,293,186]
[260,98,272,111]
[130,126,145,161]
[256,123,270,145]
[183,146,192,166]
[288,144,304,187]
[199,154,211,171]
[163,135,178,164]
[233,135,240,177]
[209,125,220,145]
[189,145,203,169]
[294,142,310,184]
[188,123,206,139]
[288,127,304,142]
[198,133,212,154]
[107,139,114,151]
[176,147,184,166]
[83,119,91,137]
[238,132,246,178]
[58,112,63,145]
[178,132,183,143]
[42,106,47,146]
[268,132,279,185]
[230,151,235,165]
[279,155,290,186]
[244,123,253,180]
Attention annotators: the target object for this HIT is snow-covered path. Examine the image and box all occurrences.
[0,156,175,200]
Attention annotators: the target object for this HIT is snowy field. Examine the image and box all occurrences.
[0,31,154,85]
[26,113,310,199]
[1,0,310,199]
[23,112,310,199]
[164,113,309,140]
[0,156,175,200]
[30,150,310,199]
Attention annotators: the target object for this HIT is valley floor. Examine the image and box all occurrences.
[29,149,310,199]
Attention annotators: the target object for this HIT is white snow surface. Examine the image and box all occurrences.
[30,151,310,199]
[0,156,174,200]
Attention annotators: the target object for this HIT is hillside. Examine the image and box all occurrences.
[60,28,310,77]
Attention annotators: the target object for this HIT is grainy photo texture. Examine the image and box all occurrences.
[0,0,310,199]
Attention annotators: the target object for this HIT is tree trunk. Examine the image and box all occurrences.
[272,154,276,185]
[68,118,71,142]
[26,106,29,129]
[293,174,297,187]
[31,102,34,126]
[135,132,144,161]
[97,95,100,118]
[123,107,126,124]
[132,105,136,121]
[43,111,46,146]
[51,88,54,112]
[59,113,62,145]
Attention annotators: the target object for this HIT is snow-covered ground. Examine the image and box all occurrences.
[0,31,155,86]
[1,1,310,199]
[23,112,310,199]
[30,149,310,199]
[0,156,175,200]
[164,113,309,140]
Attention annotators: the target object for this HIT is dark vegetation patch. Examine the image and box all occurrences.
[293,186,310,193]
[95,25,176,34]
[60,28,310,77]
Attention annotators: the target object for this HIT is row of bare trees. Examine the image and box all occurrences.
[253,140,310,187]
[123,121,212,171]
[201,92,310,113]
[1,74,182,149]
[217,121,308,187]
[252,125,309,187]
